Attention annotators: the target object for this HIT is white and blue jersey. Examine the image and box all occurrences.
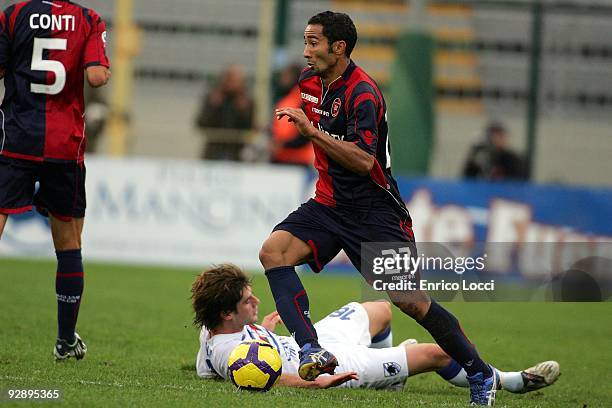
[196,323,300,381]
[196,302,410,389]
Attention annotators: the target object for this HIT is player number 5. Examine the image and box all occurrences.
[30,37,67,95]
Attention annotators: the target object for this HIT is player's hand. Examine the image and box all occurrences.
[261,311,283,331]
[314,371,359,389]
[275,107,316,139]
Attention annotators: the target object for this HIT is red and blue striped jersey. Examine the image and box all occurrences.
[0,0,109,163]
[299,60,410,218]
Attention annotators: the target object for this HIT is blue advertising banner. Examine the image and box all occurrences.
[397,178,612,243]
[329,177,612,296]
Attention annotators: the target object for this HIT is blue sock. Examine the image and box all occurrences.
[56,249,84,343]
[417,300,491,377]
[265,266,319,348]
[371,325,393,348]
[437,359,463,380]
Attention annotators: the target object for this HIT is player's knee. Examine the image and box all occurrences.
[52,230,81,251]
[50,217,84,251]
[258,241,284,269]
[379,301,392,326]
[362,300,392,329]
[429,345,451,369]
[54,237,81,251]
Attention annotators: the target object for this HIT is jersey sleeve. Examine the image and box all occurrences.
[196,328,222,379]
[347,83,381,155]
[83,10,110,68]
[0,9,10,69]
[196,348,219,379]
[211,343,234,380]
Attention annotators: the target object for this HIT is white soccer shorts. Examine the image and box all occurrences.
[315,302,409,389]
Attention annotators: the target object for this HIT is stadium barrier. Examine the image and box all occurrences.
[0,156,305,269]
[354,178,612,301]
[1,157,611,276]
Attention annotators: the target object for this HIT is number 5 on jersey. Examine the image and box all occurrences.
[30,37,67,95]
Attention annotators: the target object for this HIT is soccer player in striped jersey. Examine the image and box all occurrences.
[261,11,501,405]
[0,0,110,360]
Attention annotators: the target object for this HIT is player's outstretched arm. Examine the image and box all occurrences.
[279,372,358,389]
[86,65,111,88]
[275,107,374,176]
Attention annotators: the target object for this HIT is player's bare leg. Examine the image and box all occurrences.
[50,215,87,361]
[388,282,498,404]
[260,230,338,380]
[259,230,312,269]
[403,343,560,394]
[0,213,7,238]
[388,288,431,320]
[360,300,396,348]
[361,303,558,395]
[404,343,452,375]
[50,215,84,250]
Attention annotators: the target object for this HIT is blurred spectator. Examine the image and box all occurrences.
[195,65,254,160]
[269,64,314,167]
[462,121,526,181]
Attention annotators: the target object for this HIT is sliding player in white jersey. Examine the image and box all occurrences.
[191,264,560,392]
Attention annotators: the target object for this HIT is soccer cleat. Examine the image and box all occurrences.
[298,343,338,381]
[517,360,560,394]
[54,332,87,361]
[467,366,500,406]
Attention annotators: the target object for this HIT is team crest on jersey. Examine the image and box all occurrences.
[383,362,401,377]
[331,98,341,117]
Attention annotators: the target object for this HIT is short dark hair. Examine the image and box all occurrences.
[191,264,251,329]
[308,11,357,57]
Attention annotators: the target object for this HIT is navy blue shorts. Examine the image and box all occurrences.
[0,156,86,220]
[273,198,414,273]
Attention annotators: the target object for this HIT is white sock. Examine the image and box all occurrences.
[445,367,525,393]
[446,368,468,387]
[370,326,393,348]
[497,370,524,393]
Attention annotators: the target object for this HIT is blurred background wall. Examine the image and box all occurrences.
[2,0,609,186]
[1,0,611,271]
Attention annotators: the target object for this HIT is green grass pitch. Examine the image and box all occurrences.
[1,258,610,407]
